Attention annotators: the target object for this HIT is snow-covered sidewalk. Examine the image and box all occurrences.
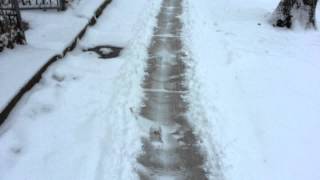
[0,0,105,112]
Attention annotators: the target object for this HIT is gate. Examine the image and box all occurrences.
[0,0,25,51]
[1,0,66,11]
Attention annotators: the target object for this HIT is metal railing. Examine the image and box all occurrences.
[0,0,66,11]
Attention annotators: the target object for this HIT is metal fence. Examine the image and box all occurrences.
[0,0,25,51]
[1,0,66,11]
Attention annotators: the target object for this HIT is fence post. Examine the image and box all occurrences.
[59,0,66,11]
[11,0,26,44]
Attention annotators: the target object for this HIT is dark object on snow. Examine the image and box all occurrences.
[0,0,26,52]
[83,45,123,59]
[271,0,318,29]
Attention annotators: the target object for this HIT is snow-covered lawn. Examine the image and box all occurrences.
[0,0,105,111]
[0,0,162,179]
[183,0,320,180]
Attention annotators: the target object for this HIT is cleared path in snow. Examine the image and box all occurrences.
[137,0,208,179]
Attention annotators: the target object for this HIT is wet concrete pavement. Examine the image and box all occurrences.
[137,0,208,179]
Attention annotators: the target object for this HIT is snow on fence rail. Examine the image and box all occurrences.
[0,0,25,52]
[0,0,66,11]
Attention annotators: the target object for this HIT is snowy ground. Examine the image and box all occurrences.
[0,0,104,111]
[0,0,320,180]
[183,0,320,180]
[0,0,162,179]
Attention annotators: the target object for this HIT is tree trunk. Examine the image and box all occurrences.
[272,0,318,29]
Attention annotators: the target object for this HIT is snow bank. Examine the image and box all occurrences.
[183,0,320,180]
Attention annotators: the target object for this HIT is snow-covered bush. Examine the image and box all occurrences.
[0,17,25,52]
[1,1,21,52]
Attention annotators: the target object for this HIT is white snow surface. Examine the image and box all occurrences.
[0,0,105,111]
[183,0,320,180]
[0,0,162,179]
[0,0,320,180]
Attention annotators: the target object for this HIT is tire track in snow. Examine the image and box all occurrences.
[137,0,208,179]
